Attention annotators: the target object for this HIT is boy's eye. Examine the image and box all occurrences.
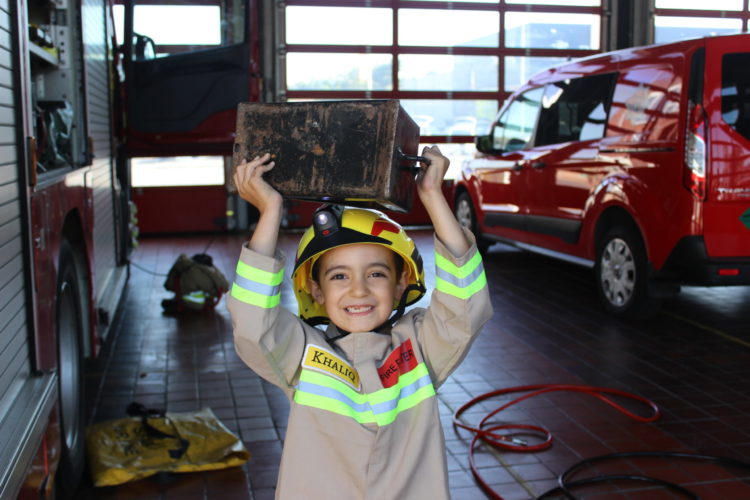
[329,273,347,280]
[369,271,388,278]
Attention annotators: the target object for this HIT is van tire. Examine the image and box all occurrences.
[454,192,489,253]
[55,241,86,498]
[595,226,661,319]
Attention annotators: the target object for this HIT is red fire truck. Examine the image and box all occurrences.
[2,0,263,497]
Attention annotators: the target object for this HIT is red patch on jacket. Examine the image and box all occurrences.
[377,339,418,388]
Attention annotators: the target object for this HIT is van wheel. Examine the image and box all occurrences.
[595,226,661,319]
[454,192,489,253]
[55,241,86,498]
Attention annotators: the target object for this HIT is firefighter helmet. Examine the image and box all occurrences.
[292,205,425,324]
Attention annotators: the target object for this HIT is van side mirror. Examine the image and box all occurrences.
[475,134,501,155]
[133,33,156,61]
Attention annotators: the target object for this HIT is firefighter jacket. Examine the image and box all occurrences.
[227,232,493,500]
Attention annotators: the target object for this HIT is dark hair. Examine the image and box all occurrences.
[311,247,405,283]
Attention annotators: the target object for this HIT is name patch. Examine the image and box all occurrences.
[377,339,418,388]
[303,345,361,390]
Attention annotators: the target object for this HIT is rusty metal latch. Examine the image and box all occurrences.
[397,147,431,173]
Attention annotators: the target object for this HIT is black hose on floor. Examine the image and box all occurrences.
[538,450,750,500]
[452,385,750,500]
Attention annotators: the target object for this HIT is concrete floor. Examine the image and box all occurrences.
[78,230,750,499]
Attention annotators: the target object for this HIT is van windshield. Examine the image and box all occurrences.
[722,53,750,141]
[492,87,544,151]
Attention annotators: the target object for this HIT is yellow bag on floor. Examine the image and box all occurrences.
[86,406,250,486]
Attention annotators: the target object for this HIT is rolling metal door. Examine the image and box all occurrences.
[0,2,56,498]
[82,0,124,335]
[0,0,32,432]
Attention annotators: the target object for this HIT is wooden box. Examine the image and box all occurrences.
[232,100,421,212]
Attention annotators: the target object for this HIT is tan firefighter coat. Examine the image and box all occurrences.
[228,232,493,500]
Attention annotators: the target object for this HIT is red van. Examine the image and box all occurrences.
[453,33,750,318]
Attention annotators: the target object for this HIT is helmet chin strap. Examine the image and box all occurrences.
[381,283,426,330]
[321,283,426,345]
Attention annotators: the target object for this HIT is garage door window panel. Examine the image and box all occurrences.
[287,53,392,91]
[398,9,499,47]
[655,0,743,10]
[506,0,600,5]
[505,56,568,92]
[505,12,600,50]
[654,17,742,44]
[401,99,497,137]
[286,7,392,45]
[399,55,499,92]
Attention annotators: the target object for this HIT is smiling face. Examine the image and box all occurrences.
[308,244,408,333]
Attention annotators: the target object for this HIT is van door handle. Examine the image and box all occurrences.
[530,161,546,169]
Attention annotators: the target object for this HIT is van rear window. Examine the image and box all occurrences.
[722,53,750,141]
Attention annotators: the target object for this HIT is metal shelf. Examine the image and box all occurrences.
[29,41,58,66]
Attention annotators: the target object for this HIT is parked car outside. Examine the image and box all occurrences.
[453,33,750,318]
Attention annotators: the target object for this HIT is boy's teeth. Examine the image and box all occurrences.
[346,306,372,313]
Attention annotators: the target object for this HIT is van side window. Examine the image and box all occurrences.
[536,73,617,146]
[722,53,750,141]
[492,87,544,152]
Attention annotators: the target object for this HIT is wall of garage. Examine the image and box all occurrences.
[272,0,750,157]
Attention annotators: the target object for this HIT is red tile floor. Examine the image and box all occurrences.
[78,230,750,499]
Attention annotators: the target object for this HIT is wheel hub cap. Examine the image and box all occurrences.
[600,238,635,307]
[456,200,472,228]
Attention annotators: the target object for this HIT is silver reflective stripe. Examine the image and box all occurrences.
[435,262,485,288]
[370,374,432,415]
[233,274,281,297]
[296,372,433,416]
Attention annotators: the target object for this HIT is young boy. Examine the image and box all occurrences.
[228,146,493,499]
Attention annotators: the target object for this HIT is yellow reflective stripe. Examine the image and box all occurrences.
[368,364,429,404]
[435,251,487,299]
[235,260,284,286]
[293,392,376,424]
[293,363,435,426]
[182,291,206,304]
[230,283,280,308]
[436,271,487,300]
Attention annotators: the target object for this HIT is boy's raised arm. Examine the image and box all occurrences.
[233,153,283,256]
[416,146,470,257]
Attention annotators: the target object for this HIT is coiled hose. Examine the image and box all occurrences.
[452,384,750,499]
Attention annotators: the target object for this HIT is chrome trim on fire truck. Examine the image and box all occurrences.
[0,373,56,499]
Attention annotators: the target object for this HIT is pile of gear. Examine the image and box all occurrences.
[162,253,229,314]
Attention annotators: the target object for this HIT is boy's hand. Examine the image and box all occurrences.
[415,145,470,256]
[235,153,283,256]
[234,153,282,214]
[416,145,449,204]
